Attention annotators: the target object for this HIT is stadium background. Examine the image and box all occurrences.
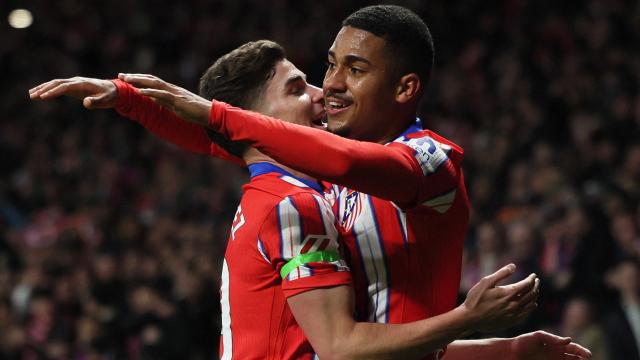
[1,0,639,359]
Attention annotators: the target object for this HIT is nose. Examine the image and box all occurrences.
[309,84,323,104]
[323,67,347,94]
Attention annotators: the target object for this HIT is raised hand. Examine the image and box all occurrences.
[510,331,592,359]
[461,264,540,334]
[118,73,211,126]
[29,77,118,109]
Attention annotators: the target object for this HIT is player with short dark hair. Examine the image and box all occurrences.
[30,4,591,357]
[102,4,589,358]
[342,4,434,86]
[30,40,541,359]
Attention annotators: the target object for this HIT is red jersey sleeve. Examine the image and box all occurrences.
[387,130,464,211]
[113,79,212,154]
[257,192,351,298]
[209,101,462,207]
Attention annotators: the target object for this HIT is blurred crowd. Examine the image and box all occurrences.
[0,0,639,359]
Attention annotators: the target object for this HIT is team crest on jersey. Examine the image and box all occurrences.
[341,190,361,231]
[395,136,451,176]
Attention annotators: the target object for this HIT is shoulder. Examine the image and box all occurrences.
[392,129,463,157]
[245,174,335,231]
[389,129,463,177]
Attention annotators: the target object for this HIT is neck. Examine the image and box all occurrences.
[372,111,417,144]
[243,148,316,181]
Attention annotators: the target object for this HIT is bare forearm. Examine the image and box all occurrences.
[327,307,474,360]
[442,338,512,360]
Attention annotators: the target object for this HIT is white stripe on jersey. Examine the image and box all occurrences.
[280,175,309,189]
[391,202,409,248]
[277,198,312,280]
[352,194,390,323]
[313,194,339,243]
[220,259,232,360]
[422,189,457,214]
[257,237,270,264]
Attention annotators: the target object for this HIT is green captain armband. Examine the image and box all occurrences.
[280,250,342,279]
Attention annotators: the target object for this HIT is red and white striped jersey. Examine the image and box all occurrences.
[114,90,470,359]
[220,162,351,360]
[324,125,469,359]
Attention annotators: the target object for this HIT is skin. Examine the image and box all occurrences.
[240,59,326,178]
[324,26,421,144]
[255,59,326,130]
[28,52,591,357]
[29,70,543,359]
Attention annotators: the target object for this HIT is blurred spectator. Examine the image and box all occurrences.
[1,0,639,357]
[603,258,640,360]
[461,221,508,292]
[610,212,640,260]
[559,296,609,360]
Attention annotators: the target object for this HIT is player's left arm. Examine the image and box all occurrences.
[29,76,214,155]
[208,103,436,207]
[119,73,454,207]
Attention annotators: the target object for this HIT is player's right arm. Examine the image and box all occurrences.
[287,264,539,360]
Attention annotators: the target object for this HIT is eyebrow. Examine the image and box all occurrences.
[285,74,306,87]
[327,50,372,65]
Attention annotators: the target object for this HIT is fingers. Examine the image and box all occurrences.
[83,91,112,109]
[513,278,540,309]
[119,73,170,91]
[498,272,537,298]
[36,82,75,99]
[29,79,68,99]
[534,331,571,345]
[561,354,585,360]
[117,72,158,80]
[137,88,175,107]
[563,342,592,358]
[29,78,65,94]
[481,263,517,288]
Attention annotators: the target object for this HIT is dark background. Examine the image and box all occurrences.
[1,0,639,359]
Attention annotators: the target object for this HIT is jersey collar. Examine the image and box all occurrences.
[248,162,324,193]
[398,117,423,138]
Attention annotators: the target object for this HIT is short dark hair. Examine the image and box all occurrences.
[198,40,286,157]
[343,5,434,92]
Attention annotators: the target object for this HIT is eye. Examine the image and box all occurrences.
[325,60,336,71]
[349,67,363,75]
[289,86,305,96]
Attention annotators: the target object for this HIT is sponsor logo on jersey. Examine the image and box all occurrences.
[395,136,451,176]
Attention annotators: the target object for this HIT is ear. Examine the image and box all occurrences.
[395,73,421,104]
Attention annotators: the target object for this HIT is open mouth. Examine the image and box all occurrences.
[311,112,327,129]
[325,97,353,116]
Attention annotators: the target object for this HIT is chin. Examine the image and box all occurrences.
[327,121,350,137]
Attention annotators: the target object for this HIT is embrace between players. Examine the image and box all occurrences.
[30,5,592,360]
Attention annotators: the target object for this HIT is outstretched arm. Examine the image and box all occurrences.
[112,79,213,155]
[29,77,213,155]
[120,73,454,206]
